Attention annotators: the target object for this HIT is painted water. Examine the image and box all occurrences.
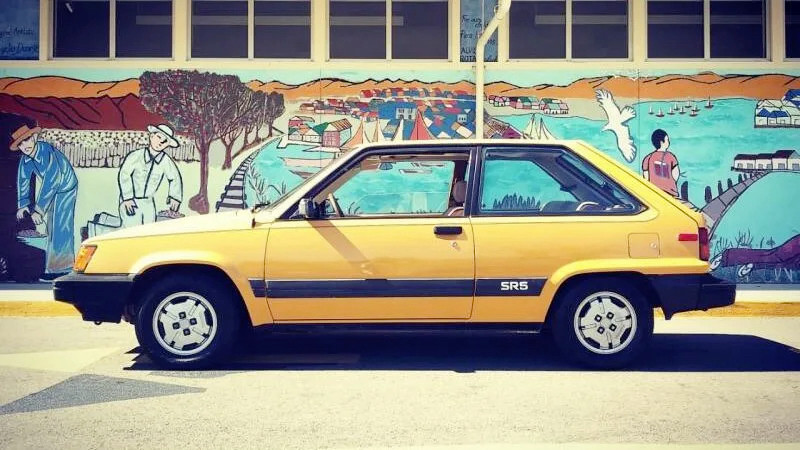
[499,98,800,208]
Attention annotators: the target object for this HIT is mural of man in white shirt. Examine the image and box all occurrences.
[118,124,183,227]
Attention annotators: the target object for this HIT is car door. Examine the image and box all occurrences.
[468,145,645,323]
[264,147,476,321]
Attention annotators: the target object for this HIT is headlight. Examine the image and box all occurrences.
[73,245,97,272]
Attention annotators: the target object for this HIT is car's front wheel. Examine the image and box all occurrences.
[551,278,653,369]
[135,275,241,369]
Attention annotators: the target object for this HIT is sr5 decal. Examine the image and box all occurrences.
[476,278,546,296]
[500,281,529,291]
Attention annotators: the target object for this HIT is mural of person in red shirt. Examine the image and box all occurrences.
[642,129,680,197]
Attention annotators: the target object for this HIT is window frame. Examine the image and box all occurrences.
[470,144,646,218]
[281,145,477,220]
[51,0,174,60]
[645,0,771,61]
[326,0,452,61]
[189,0,314,60]
[506,0,633,62]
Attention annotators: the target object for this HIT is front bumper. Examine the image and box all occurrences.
[647,273,736,319]
[53,273,135,323]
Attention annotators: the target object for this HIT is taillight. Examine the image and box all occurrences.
[698,227,710,261]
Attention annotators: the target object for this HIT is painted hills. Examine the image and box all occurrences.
[1,72,799,130]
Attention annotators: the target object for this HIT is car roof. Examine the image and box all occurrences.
[355,139,585,151]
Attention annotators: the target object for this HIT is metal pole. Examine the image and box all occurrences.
[475,0,511,138]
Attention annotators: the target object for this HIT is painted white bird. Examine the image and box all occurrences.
[595,89,637,163]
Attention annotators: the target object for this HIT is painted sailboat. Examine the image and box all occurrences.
[523,115,557,141]
[705,97,714,109]
[371,120,386,142]
[392,119,406,141]
[667,105,675,115]
[648,105,653,115]
[679,105,686,115]
[341,118,369,151]
[656,108,664,118]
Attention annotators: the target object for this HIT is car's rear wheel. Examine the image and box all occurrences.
[551,278,653,369]
[135,275,241,369]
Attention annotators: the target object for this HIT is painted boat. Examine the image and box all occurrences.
[280,156,334,168]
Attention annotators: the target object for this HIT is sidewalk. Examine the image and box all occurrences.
[1,283,799,318]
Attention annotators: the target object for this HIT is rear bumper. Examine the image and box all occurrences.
[647,273,735,319]
[53,273,134,323]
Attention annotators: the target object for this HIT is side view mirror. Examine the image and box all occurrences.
[297,199,319,219]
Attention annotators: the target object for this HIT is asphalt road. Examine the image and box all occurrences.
[0,317,798,449]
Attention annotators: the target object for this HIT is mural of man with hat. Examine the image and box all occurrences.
[118,124,183,227]
[12,124,78,280]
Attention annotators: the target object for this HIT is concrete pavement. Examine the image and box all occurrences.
[0,316,798,449]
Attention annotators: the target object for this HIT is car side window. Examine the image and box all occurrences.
[313,150,472,218]
[333,161,454,216]
[478,147,642,216]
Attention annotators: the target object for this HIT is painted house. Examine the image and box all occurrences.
[790,152,800,170]
[755,99,800,127]
[773,150,800,170]
[378,101,416,120]
[733,154,758,170]
[756,153,774,169]
[322,119,352,147]
[288,115,314,129]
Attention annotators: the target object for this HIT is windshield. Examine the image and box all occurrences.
[251,148,360,213]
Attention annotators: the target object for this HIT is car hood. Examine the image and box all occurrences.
[84,209,270,243]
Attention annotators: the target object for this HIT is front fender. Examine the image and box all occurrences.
[131,251,273,326]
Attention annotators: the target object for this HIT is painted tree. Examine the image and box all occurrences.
[263,92,285,138]
[140,70,241,213]
[220,87,261,170]
[242,91,267,146]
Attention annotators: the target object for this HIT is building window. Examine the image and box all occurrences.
[54,0,172,58]
[509,0,566,59]
[191,0,311,59]
[329,0,386,58]
[116,0,173,57]
[572,0,628,58]
[789,0,800,58]
[392,0,449,59]
[710,0,766,58]
[647,0,767,59]
[54,0,110,57]
[508,0,628,60]
[329,0,448,60]
[191,0,248,58]
[647,0,703,58]
[255,0,311,58]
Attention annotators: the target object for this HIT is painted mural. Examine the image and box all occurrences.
[0,69,799,284]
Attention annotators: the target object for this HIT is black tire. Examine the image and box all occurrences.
[135,274,241,369]
[551,278,653,369]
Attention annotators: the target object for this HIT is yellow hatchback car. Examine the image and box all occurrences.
[55,140,734,369]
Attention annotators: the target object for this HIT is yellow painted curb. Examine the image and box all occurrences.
[0,300,798,318]
[0,301,80,317]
